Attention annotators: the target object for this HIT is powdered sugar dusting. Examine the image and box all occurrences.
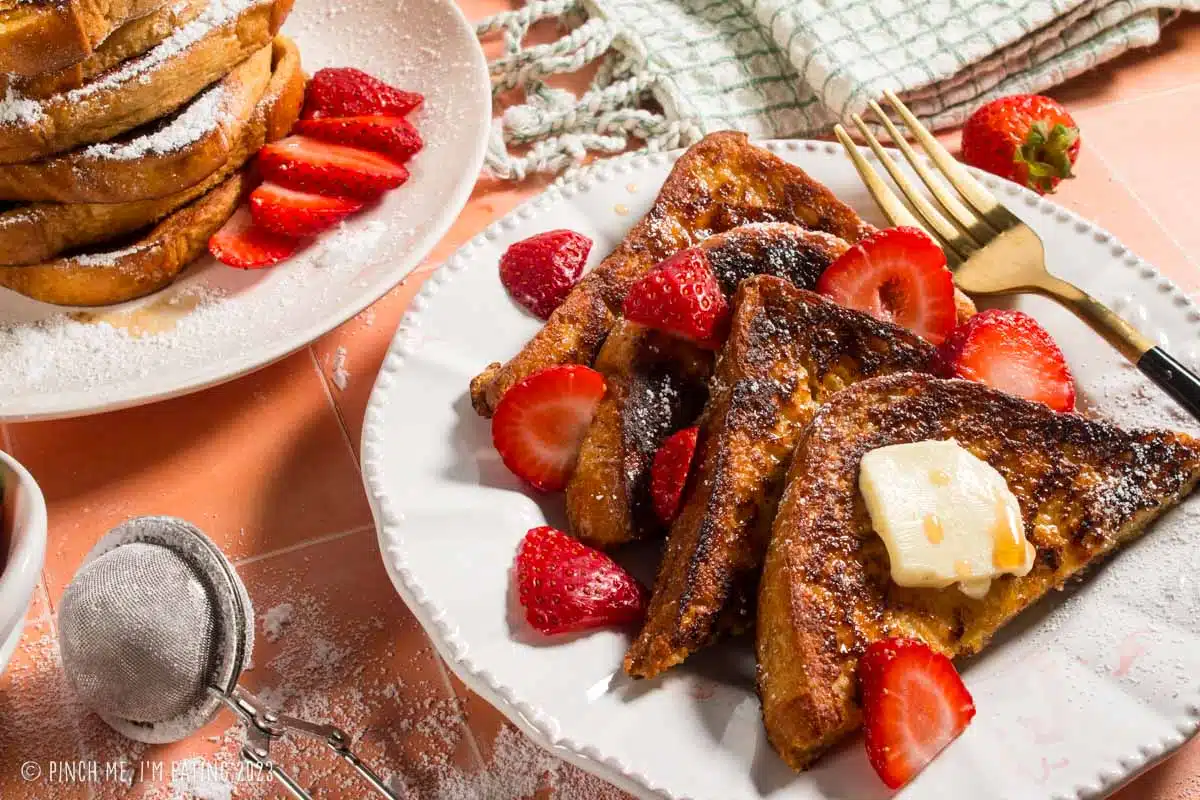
[169,757,233,800]
[83,84,233,161]
[70,242,155,268]
[66,0,264,102]
[0,86,43,127]
[261,602,294,643]
[331,346,350,390]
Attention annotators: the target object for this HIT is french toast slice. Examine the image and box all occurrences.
[0,36,303,266]
[0,0,293,164]
[0,0,170,77]
[0,36,304,306]
[757,373,1200,771]
[469,132,875,417]
[0,171,244,306]
[566,223,851,549]
[624,277,939,678]
[0,0,208,100]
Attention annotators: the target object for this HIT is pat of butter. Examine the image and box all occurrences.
[859,439,1035,598]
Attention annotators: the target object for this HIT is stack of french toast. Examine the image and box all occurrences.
[473,132,1200,783]
[0,0,300,306]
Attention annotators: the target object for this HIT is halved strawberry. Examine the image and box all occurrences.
[257,136,409,199]
[294,116,424,163]
[301,67,424,120]
[938,309,1075,412]
[650,426,699,524]
[815,227,956,345]
[499,229,592,320]
[492,365,607,491]
[515,526,648,635]
[622,248,730,349]
[860,638,976,790]
[249,182,365,238]
[208,207,299,269]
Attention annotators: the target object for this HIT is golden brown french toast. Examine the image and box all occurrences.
[0,0,169,77]
[566,223,851,549]
[0,36,303,306]
[469,132,875,417]
[0,0,293,164]
[0,171,244,305]
[624,277,938,678]
[757,373,1200,771]
[0,0,207,100]
[0,15,292,204]
[0,36,302,266]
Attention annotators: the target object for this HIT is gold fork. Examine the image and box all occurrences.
[833,89,1200,421]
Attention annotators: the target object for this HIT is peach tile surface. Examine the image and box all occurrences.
[3,6,1200,800]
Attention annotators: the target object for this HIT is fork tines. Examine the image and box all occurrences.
[834,90,1023,265]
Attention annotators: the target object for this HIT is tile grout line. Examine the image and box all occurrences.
[1082,144,1200,277]
[1064,77,1200,117]
[232,524,373,567]
[306,346,361,469]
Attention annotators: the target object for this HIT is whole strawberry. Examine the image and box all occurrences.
[623,248,730,349]
[962,94,1080,195]
[515,526,648,635]
[499,230,592,320]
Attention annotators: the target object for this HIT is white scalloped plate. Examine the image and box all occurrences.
[362,140,1200,800]
[0,0,489,421]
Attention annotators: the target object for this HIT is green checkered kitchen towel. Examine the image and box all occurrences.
[479,0,1197,180]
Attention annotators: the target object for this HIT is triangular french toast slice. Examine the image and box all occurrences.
[757,372,1200,771]
[469,132,875,417]
[623,276,939,678]
[566,223,852,549]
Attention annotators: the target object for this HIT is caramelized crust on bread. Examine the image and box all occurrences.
[566,223,851,549]
[757,373,1200,770]
[624,277,938,678]
[0,0,293,164]
[0,171,245,305]
[0,36,304,306]
[0,27,301,205]
[0,0,207,100]
[469,132,875,417]
[0,44,274,265]
[0,0,171,77]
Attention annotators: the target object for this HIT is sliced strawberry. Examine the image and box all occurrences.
[499,229,593,320]
[492,365,607,491]
[208,207,299,269]
[515,526,647,635]
[815,227,956,345]
[622,248,730,349]
[650,426,699,525]
[249,182,365,238]
[257,136,409,199]
[860,638,976,790]
[294,116,424,163]
[301,67,424,120]
[938,309,1075,412]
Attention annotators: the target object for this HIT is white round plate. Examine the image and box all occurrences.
[0,0,490,421]
[362,140,1200,800]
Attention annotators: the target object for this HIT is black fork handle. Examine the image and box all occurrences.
[1138,347,1200,423]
